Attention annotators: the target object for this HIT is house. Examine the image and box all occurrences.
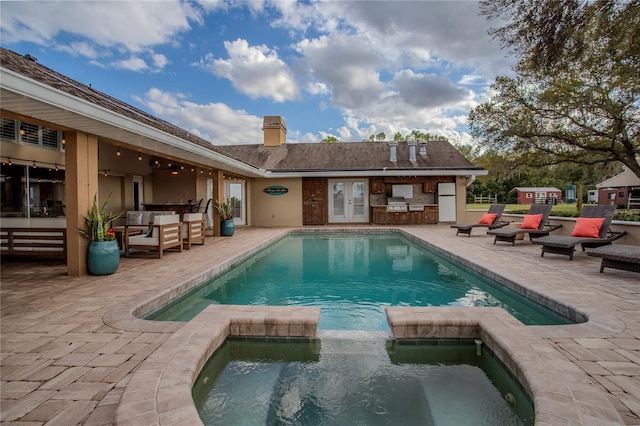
[513,187,563,205]
[0,47,486,275]
[596,167,640,209]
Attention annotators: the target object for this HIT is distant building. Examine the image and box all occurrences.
[596,167,640,209]
[513,187,562,205]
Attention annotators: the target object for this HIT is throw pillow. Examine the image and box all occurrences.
[126,212,143,226]
[520,213,543,230]
[571,217,605,238]
[478,213,498,225]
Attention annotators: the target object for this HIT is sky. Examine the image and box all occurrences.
[0,0,513,146]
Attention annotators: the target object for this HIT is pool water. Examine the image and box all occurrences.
[193,338,534,426]
[147,232,571,329]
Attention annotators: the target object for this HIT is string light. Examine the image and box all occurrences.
[54,163,58,171]
[32,161,37,169]
[138,153,142,161]
[61,132,65,145]
[116,147,121,156]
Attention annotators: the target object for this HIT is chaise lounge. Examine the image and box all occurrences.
[587,244,640,273]
[532,205,626,260]
[450,204,508,236]
[486,203,561,245]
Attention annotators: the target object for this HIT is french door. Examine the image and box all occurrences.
[328,179,369,223]
[224,180,245,225]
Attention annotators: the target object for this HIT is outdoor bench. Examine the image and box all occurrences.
[0,227,67,260]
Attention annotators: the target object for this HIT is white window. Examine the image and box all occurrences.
[1,117,63,151]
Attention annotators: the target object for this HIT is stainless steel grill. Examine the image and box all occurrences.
[387,197,407,212]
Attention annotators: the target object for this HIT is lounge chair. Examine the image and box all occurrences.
[450,204,508,236]
[587,244,640,273]
[532,205,626,260]
[487,203,561,245]
[182,213,205,249]
[125,214,183,259]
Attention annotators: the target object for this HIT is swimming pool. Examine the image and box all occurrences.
[146,232,572,329]
[193,338,535,425]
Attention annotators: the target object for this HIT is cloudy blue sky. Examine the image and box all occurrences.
[1,1,512,145]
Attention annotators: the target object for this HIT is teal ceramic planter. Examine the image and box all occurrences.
[221,219,235,236]
[87,240,120,275]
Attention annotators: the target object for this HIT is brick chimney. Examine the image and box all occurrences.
[263,116,287,146]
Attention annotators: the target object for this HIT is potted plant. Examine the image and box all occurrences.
[216,198,235,236]
[79,193,123,275]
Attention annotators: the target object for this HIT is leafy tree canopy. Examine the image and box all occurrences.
[364,130,447,142]
[471,0,640,178]
[321,135,340,143]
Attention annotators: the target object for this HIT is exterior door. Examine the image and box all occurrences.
[328,179,369,223]
[302,178,327,225]
[224,180,245,225]
[133,176,144,210]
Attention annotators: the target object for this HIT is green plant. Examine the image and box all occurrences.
[216,198,233,220]
[78,193,123,241]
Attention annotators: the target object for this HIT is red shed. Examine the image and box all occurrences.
[514,187,562,205]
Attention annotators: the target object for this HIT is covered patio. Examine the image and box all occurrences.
[1,225,638,424]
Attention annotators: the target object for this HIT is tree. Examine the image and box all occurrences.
[321,136,340,143]
[471,0,640,178]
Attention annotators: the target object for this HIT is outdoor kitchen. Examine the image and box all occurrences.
[369,177,453,224]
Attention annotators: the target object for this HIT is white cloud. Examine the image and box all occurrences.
[151,53,170,69]
[204,39,301,102]
[295,34,386,109]
[112,57,148,72]
[137,88,264,145]
[57,41,100,59]
[394,70,472,109]
[0,1,201,55]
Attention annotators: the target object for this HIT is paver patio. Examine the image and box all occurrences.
[1,225,638,425]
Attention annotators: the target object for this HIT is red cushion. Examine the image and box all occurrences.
[571,217,605,238]
[478,213,498,225]
[520,213,543,230]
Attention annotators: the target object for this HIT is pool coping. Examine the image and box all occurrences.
[109,228,625,425]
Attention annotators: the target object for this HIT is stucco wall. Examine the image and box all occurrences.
[250,178,302,227]
[151,170,198,203]
[1,141,65,167]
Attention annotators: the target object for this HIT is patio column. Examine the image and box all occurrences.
[65,131,99,276]
[214,170,224,236]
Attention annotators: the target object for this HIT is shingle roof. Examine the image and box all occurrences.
[218,141,480,172]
